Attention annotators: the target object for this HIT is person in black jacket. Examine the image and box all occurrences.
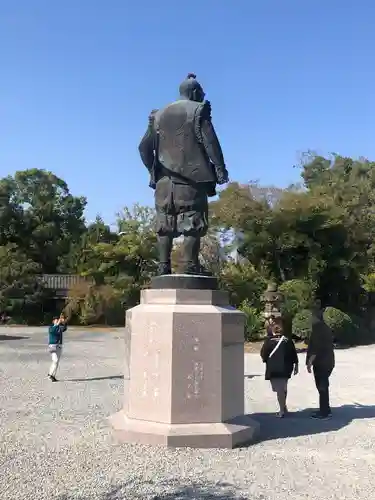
[260,322,299,417]
[306,302,335,420]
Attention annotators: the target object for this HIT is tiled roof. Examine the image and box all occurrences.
[41,274,93,290]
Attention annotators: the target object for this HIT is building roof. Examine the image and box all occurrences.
[41,274,93,290]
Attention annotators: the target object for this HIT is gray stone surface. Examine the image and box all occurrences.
[1,326,375,499]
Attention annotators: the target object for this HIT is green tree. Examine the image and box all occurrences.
[64,282,124,325]
[116,203,156,234]
[0,178,25,246]
[279,279,316,320]
[212,180,358,316]
[301,153,375,271]
[0,244,46,323]
[64,215,118,274]
[219,261,266,309]
[300,153,375,312]
[239,299,264,341]
[73,204,158,314]
[3,169,87,273]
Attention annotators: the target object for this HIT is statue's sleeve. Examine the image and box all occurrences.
[197,101,229,184]
[138,110,158,173]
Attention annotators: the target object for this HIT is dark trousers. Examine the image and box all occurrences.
[313,366,333,415]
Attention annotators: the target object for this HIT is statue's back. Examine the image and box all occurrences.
[154,100,215,184]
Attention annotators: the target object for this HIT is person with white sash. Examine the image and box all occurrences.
[260,321,299,417]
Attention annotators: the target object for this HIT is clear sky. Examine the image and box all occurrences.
[1,1,375,224]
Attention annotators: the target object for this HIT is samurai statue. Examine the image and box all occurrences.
[138,73,229,275]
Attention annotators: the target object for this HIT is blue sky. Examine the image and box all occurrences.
[1,1,375,224]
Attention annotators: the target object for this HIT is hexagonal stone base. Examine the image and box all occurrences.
[110,411,259,449]
[110,287,259,448]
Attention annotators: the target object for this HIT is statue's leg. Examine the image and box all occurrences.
[183,234,201,274]
[174,183,208,275]
[157,234,173,275]
[155,177,176,275]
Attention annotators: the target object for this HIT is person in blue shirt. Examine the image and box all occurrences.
[48,314,67,382]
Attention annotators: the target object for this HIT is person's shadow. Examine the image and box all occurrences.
[249,404,375,442]
[0,334,30,341]
[57,480,248,499]
[66,375,124,382]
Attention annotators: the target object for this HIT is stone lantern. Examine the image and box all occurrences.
[261,282,284,333]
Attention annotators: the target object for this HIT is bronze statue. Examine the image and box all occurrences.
[138,73,229,275]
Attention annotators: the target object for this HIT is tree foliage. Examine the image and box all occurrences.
[220,261,266,310]
[4,169,86,273]
[64,204,158,321]
[238,299,264,342]
[64,282,123,325]
[279,279,315,321]
[323,307,357,346]
[208,154,375,343]
[292,309,313,342]
[3,155,375,343]
[0,244,46,322]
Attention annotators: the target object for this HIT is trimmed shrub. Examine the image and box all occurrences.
[323,307,357,345]
[278,279,315,337]
[292,309,312,342]
[349,314,374,345]
[238,299,264,342]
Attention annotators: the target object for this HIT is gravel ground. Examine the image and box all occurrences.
[1,327,375,500]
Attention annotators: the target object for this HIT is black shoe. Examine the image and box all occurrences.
[49,375,58,382]
[158,263,171,276]
[183,263,212,276]
[311,411,332,420]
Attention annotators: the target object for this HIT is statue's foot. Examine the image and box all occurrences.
[158,263,171,276]
[183,263,212,276]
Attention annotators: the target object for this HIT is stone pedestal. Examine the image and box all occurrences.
[109,275,259,448]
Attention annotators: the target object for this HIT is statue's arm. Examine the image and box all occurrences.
[197,101,229,184]
[138,110,158,173]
